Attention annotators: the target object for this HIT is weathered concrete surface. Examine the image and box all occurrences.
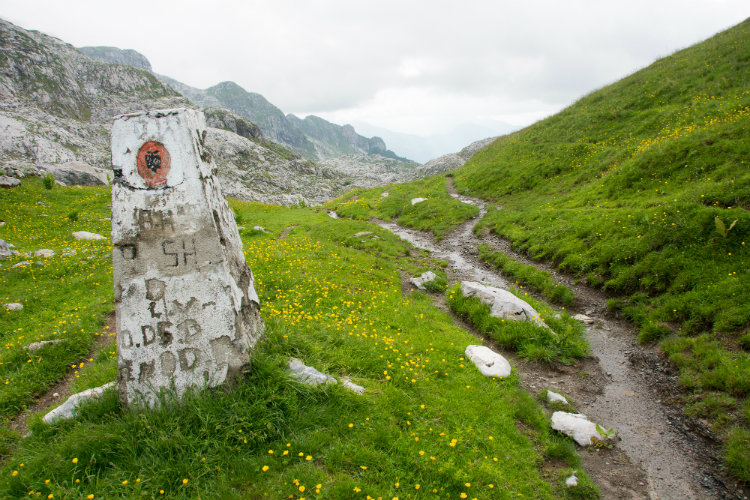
[111,108,264,407]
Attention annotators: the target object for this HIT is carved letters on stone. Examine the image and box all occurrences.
[111,108,264,407]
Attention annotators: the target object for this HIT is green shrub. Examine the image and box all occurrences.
[41,173,54,189]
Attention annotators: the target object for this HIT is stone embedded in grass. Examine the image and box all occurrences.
[353,231,373,238]
[565,471,579,487]
[72,231,106,240]
[111,108,264,407]
[34,249,55,258]
[42,382,116,424]
[252,226,268,233]
[460,281,549,328]
[573,313,594,324]
[551,411,602,446]
[4,303,23,311]
[380,191,389,198]
[465,345,512,378]
[11,261,31,268]
[287,358,337,386]
[327,211,339,219]
[25,339,62,351]
[411,197,427,205]
[287,358,364,394]
[547,390,569,405]
[0,175,20,188]
[409,271,438,291]
[0,239,11,259]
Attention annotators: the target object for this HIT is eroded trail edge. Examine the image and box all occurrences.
[378,188,740,500]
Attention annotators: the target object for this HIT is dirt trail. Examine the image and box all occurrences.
[379,183,744,500]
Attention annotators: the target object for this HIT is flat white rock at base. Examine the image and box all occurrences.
[4,303,23,311]
[34,249,55,258]
[551,411,602,446]
[411,197,427,205]
[565,471,579,487]
[72,231,106,240]
[573,313,594,324]
[465,345,511,378]
[547,390,569,405]
[43,382,116,424]
[409,271,438,290]
[327,211,339,219]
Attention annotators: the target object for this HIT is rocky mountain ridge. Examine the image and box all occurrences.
[0,18,428,205]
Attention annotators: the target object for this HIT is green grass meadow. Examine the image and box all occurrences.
[0,182,597,499]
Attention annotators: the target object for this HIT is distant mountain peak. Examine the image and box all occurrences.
[78,46,152,72]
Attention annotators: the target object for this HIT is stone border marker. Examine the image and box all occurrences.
[111,108,264,407]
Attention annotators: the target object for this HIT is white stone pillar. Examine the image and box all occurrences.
[111,108,263,406]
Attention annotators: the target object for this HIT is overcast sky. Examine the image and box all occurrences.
[2,1,747,136]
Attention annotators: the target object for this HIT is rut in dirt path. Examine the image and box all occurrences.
[378,181,743,500]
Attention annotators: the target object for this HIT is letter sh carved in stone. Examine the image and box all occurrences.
[111,108,264,406]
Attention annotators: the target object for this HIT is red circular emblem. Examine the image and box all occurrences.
[136,141,171,188]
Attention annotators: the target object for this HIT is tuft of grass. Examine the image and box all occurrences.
[478,244,575,306]
[446,283,589,364]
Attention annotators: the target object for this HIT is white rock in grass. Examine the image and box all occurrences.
[465,345,511,378]
[327,211,339,219]
[4,303,23,311]
[34,249,55,258]
[25,339,62,351]
[565,471,579,487]
[288,358,337,386]
[573,314,594,324]
[551,411,602,446]
[547,390,569,405]
[380,191,389,198]
[43,382,116,424]
[341,377,365,394]
[0,239,12,259]
[11,261,31,268]
[409,271,437,290]
[460,281,549,328]
[411,197,427,205]
[353,231,373,238]
[72,231,106,240]
[252,226,269,233]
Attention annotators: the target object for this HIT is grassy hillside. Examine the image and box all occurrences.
[454,19,750,478]
[0,181,598,499]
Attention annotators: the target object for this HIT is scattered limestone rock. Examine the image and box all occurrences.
[460,281,549,328]
[547,390,569,405]
[11,261,31,268]
[0,239,11,259]
[551,411,602,446]
[25,339,63,351]
[565,471,579,487]
[0,175,21,188]
[341,377,365,395]
[72,231,106,240]
[409,271,438,290]
[411,197,427,205]
[43,382,116,424]
[252,225,269,233]
[353,231,373,238]
[465,345,512,378]
[327,211,339,219]
[573,313,594,324]
[62,250,77,257]
[287,358,364,394]
[34,249,55,258]
[288,358,337,386]
[42,161,110,187]
[380,191,389,198]
[4,303,23,311]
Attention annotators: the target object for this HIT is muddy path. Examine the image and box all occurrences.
[378,187,744,500]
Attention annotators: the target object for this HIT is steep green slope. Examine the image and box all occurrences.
[454,19,750,478]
